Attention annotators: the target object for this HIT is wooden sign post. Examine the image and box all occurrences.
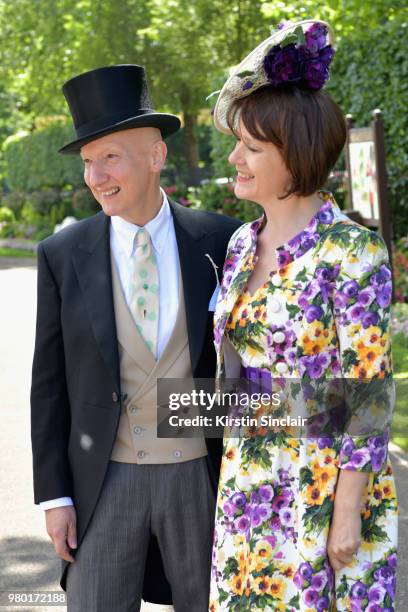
[344,109,393,268]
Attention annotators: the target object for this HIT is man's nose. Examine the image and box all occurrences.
[86,162,107,188]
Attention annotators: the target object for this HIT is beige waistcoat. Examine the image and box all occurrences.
[110,260,208,464]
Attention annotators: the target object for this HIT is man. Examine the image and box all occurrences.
[31,64,241,611]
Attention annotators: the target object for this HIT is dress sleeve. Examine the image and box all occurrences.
[331,227,393,473]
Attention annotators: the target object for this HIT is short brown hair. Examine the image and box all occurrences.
[227,85,346,199]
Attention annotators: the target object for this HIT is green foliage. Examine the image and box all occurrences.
[71,188,99,218]
[0,206,15,223]
[187,180,261,222]
[327,18,408,237]
[3,118,83,191]
[392,236,408,303]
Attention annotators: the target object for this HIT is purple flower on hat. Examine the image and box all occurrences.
[304,23,328,54]
[242,81,254,91]
[305,304,324,323]
[263,44,304,86]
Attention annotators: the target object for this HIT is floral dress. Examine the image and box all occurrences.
[209,192,398,611]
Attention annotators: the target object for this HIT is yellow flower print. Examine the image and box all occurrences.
[300,320,333,355]
[253,540,274,567]
[381,479,396,500]
[306,483,325,506]
[254,575,271,595]
[269,577,286,600]
[231,573,245,596]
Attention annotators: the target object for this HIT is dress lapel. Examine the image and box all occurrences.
[71,212,120,392]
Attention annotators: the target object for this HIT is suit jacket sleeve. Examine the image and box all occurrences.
[31,242,73,504]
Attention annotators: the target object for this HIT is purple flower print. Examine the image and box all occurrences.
[223,500,237,517]
[388,553,397,568]
[376,283,392,308]
[358,287,376,307]
[303,587,319,606]
[250,505,264,528]
[258,503,273,521]
[293,571,305,589]
[250,490,260,504]
[279,507,294,526]
[370,264,392,286]
[305,304,324,323]
[231,492,246,508]
[366,605,383,612]
[235,513,250,533]
[317,206,334,225]
[374,564,396,589]
[371,447,387,471]
[351,580,368,599]
[342,280,359,298]
[349,304,365,322]
[368,584,386,603]
[348,447,371,469]
[334,291,349,309]
[362,310,380,328]
[318,436,334,449]
[270,515,281,531]
[316,595,331,612]
[300,231,320,251]
[316,264,340,282]
[298,562,313,580]
[311,570,328,591]
[272,494,289,512]
[277,249,292,267]
[300,353,330,378]
[258,484,274,501]
[264,534,277,548]
[341,437,355,456]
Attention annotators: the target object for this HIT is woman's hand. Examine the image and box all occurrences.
[327,502,362,571]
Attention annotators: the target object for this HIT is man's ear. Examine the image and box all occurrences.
[151,140,167,172]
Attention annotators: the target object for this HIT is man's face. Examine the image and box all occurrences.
[81,127,166,223]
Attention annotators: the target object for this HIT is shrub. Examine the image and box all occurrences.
[2,117,83,191]
[393,236,408,303]
[0,206,15,223]
[71,188,100,218]
[187,180,261,222]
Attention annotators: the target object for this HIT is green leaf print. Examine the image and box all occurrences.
[303,496,334,535]
[288,593,300,608]
[224,477,236,490]
[299,466,314,489]
[295,268,309,282]
[286,303,301,318]
[341,348,359,373]
[336,574,349,599]
[224,557,240,578]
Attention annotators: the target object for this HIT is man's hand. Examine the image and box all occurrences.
[327,504,362,571]
[45,506,77,563]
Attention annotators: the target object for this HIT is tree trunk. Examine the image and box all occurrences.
[183,111,201,186]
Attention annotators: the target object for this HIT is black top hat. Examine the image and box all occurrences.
[59,64,181,154]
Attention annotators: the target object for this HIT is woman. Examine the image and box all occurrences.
[209,20,397,611]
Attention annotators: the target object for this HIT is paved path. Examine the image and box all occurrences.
[0,261,406,610]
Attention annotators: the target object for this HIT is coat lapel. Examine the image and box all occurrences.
[71,212,120,392]
[169,200,217,374]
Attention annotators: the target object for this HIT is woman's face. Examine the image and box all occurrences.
[228,120,292,205]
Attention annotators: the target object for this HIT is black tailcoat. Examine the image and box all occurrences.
[31,199,241,602]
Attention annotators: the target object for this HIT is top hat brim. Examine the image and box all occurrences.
[213,20,333,135]
[58,112,181,154]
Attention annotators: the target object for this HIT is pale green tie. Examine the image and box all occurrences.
[129,227,159,358]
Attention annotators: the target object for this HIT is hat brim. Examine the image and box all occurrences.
[213,19,333,135]
[58,112,181,154]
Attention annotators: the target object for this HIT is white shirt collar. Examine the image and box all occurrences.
[110,188,171,258]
